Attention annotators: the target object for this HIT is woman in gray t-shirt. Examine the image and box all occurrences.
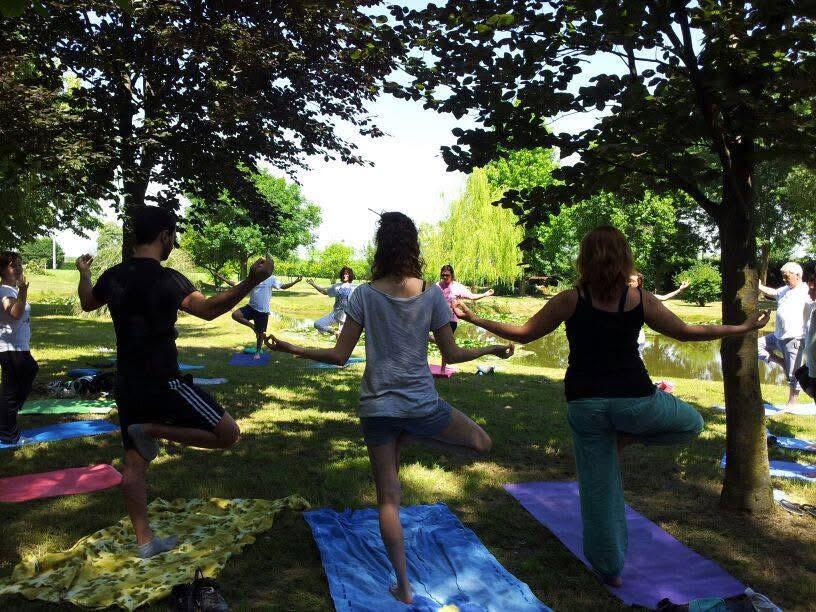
[265,212,513,605]
[0,251,38,444]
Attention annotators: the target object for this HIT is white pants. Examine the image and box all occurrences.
[314,310,345,334]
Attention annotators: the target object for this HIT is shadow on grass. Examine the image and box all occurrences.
[2,334,815,610]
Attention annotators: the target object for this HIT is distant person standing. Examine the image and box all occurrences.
[217,269,303,359]
[308,267,356,335]
[758,262,809,406]
[626,272,691,354]
[794,275,816,399]
[0,252,37,444]
[436,264,494,372]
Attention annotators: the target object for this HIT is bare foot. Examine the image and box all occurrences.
[253,352,261,360]
[389,584,413,604]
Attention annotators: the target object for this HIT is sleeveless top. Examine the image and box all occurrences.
[564,285,654,402]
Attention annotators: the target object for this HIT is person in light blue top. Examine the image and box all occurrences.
[264,212,514,605]
[0,251,37,444]
[308,266,356,335]
[217,266,302,358]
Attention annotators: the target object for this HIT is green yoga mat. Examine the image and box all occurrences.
[20,399,115,415]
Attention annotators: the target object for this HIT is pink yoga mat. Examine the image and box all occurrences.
[430,364,458,378]
[0,464,122,503]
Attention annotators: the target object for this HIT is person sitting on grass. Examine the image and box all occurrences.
[307,267,356,336]
[216,268,302,359]
[452,225,768,588]
[758,261,809,407]
[77,206,274,560]
[0,252,37,445]
[434,264,495,373]
[263,211,514,605]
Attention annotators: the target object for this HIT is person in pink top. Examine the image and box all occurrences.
[436,264,494,372]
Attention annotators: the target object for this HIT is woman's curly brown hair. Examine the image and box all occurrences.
[576,226,635,302]
[371,212,424,280]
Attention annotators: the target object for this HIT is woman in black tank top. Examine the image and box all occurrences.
[453,226,768,585]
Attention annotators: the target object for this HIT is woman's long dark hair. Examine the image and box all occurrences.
[371,212,424,280]
[576,226,634,302]
[338,266,355,282]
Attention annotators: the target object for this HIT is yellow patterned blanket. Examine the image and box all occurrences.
[0,495,309,610]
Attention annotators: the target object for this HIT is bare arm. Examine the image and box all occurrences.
[278,276,303,290]
[214,271,237,287]
[2,274,28,320]
[181,258,274,321]
[307,279,329,295]
[643,291,770,341]
[758,282,778,300]
[265,317,363,365]
[75,255,105,312]
[453,289,577,344]
[469,288,495,302]
[654,281,689,301]
[433,323,514,364]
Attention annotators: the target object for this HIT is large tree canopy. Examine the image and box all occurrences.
[2,1,401,250]
[392,1,816,512]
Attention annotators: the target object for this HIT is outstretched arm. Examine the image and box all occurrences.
[265,318,363,365]
[214,271,237,287]
[758,282,778,300]
[306,279,329,295]
[433,323,514,364]
[453,289,577,344]
[643,291,770,341]
[279,276,303,290]
[469,288,495,302]
[76,255,105,312]
[181,258,274,321]
[654,281,689,301]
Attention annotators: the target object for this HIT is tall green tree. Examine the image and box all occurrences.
[183,169,320,280]
[394,1,816,512]
[20,237,64,269]
[422,168,523,288]
[3,1,400,254]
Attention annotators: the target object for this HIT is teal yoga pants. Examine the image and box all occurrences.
[567,390,704,577]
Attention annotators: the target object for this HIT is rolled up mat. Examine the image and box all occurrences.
[503,481,744,608]
[430,364,457,378]
[0,420,118,450]
[307,357,365,369]
[178,363,205,371]
[228,352,270,366]
[67,368,100,379]
[192,377,228,386]
[20,399,115,415]
[720,454,816,482]
[0,464,122,503]
[305,503,551,612]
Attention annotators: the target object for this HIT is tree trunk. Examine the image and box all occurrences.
[718,159,773,513]
[758,243,770,285]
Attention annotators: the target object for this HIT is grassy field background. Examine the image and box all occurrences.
[1,270,814,610]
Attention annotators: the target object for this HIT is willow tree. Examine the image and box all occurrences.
[422,168,523,288]
[393,1,816,512]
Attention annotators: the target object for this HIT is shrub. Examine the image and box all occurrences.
[165,248,198,275]
[24,259,48,276]
[676,262,721,306]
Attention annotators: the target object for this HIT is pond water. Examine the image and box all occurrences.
[274,311,786,386]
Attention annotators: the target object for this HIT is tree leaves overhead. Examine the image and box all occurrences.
[391,1,816,226]
[2,1,402,228]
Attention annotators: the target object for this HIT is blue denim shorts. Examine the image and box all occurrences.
[360,398,453,447]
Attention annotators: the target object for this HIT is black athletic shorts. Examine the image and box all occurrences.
[114,374,225,450]
[239,305,270,334]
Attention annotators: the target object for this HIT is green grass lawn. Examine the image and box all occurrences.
[1,278,814,610]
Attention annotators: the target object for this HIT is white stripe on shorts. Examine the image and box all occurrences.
[170,380,220,426]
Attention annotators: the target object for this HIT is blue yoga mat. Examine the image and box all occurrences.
[764,402,816,416]
[67,368,101,378]
[307,357,365,369]
[305,503,550,612]
[767,429,816,453]
[228,352,270,366]
[178,363,204,371]
[0,420,118,450]
[721,455,816,483]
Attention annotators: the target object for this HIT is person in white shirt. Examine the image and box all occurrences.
[758,261,809,406]
[217,268,302,359]
[794,275,816,399]
[308,267,356,336]
[0,252,37,444]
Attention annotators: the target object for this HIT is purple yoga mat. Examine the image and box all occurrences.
[504,481,745,608]
[227,352,270,366]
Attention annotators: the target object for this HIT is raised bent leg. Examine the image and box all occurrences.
[145,412,240,449]
[423,406,492,456]
[567,399,627,580]
[367,441,412,604]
